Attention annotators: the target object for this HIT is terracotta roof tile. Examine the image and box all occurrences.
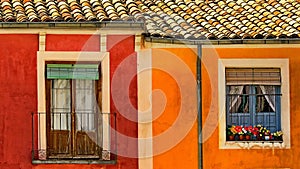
[0,0,300,40]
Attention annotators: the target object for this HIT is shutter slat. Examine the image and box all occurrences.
[226,68,281,85]
[47,64,99,80]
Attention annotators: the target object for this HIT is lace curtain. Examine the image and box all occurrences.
[228,85,275,113]
[51,79,96,131]
[258,85,276,112]
[52,79,71,130]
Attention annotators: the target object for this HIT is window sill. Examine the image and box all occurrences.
[32,159,117,165]
[223,141,286,149]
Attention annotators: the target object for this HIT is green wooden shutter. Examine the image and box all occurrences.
[46,64,99,80]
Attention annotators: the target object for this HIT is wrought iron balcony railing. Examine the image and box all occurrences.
[31,112,117,163]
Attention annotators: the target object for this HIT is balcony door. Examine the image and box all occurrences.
[46,64,102,159]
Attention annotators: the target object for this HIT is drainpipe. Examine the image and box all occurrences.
[197,44,203,169]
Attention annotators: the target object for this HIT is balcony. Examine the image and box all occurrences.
[31,112,117,164]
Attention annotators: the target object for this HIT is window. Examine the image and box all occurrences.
[45,63,102,158]
[218,58,290,149]
[225,68,281,140]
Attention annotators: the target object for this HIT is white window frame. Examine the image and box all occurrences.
[218,59,290,149]
[37,51,111,159]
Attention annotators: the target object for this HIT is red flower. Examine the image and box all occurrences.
[250,127,259,136]
[234,126,242,133]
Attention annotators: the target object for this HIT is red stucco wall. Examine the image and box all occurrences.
[107,35,138,169]
[0,34,38,169]
[46,34,100,51]
[0,34,137,169]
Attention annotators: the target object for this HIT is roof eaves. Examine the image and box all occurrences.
[145,36,300,45]
[0,21,145,29]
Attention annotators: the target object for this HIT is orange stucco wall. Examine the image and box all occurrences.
[151,46,300,169]
[152,48,198,169]
[202,46,300,169]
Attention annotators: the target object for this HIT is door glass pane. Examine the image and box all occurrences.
[51,79,71,130]
[75,80,95,131]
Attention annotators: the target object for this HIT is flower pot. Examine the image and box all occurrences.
[229,135,235,141]
[257,135,263,141]
[245,135,251,141]
[264,135,270,141]
[239,135,245,141]
[275,136,283,141]
[234,135,239,141]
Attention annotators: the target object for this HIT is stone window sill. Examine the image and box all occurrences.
[223,141,286,149]
[32,159,117,165]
